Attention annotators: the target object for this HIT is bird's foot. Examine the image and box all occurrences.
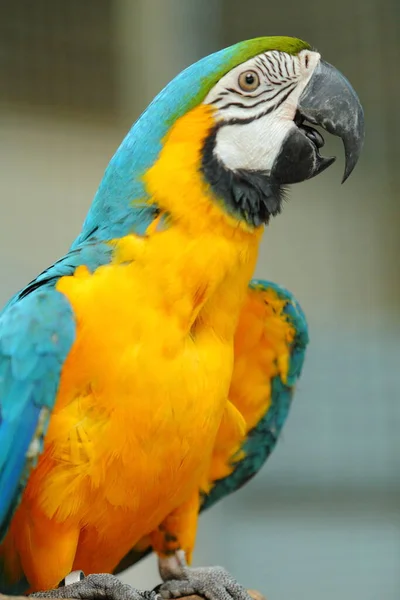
[31,571,159,600]
[158,551,252,600]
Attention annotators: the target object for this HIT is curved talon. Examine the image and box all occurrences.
[59,570,86,587]
[158,552,252,600]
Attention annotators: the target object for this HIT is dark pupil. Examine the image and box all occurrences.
[245,73,255,85]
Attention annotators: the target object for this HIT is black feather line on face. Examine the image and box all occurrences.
[201,126,285,228]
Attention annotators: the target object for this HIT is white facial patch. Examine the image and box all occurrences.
[203,49,320,172]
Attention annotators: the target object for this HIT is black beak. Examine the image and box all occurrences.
[271,59,365,185]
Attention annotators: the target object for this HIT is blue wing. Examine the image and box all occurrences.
[0,288,76,540]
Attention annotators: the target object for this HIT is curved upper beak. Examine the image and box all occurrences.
[298,59,365,182]
[270,59,364,186]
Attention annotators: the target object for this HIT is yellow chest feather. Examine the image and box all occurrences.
[27,226,260,539]
[26,103,263,542]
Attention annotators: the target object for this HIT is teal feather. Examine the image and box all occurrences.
[0,289,76,548]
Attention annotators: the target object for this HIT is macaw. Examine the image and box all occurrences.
[0,36,364,600]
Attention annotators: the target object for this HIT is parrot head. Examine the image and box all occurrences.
[88,36,364,237]
[195,37,364,225]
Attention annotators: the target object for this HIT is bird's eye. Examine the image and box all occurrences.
[238,70,260,92]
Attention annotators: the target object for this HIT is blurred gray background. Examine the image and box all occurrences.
[1,1,399,599]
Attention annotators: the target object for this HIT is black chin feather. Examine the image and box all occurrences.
[201,127,285,228]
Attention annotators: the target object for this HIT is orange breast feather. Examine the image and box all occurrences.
[1,104,263,592]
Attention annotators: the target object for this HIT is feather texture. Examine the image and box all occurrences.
[0,290,76,539]
[202,279,308,508]
[114,280,308,573]
[0,289,75,592]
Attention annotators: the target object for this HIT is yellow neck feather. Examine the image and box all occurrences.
[110,104,265,338]
[143,104,261,240]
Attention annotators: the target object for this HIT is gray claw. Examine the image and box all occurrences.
[31,573,160,600]
[159,562,252,600]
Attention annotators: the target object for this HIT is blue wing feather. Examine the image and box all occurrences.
[0,289,76,541]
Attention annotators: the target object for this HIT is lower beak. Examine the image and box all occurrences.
[271,59,365,185]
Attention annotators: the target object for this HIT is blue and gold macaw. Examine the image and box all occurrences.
[0,36,363,600]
